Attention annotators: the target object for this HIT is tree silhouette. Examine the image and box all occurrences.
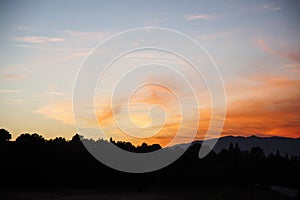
[50,137,67,144]
[250,146,265,159]
[229,142,234,151]
[71,133,83,142]
[16,133,46,144]
[0,128,12,142]
[109,138,162,153]
[0,129,299,194]
[276,149,280,157]
[234,142,240,151]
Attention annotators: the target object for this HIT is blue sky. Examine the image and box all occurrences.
[0,0,299,144]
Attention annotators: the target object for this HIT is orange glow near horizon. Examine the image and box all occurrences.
[93,73,300,146]
[3,73,299,147]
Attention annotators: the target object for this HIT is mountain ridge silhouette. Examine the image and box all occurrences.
[169,135,300,156]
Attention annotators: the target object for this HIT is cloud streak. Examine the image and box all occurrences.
[257,39,300,63]
[0,89,22,93]
[14,36,64,43]
[185,14,215,20]
[260,2,281,11]
[34,100,74,125]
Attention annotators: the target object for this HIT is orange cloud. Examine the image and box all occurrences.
[223,76,300,138]
[96,104,122,127]
[93,82,191,146]
[131,84,177,107]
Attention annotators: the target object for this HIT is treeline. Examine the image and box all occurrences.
[0,128,299,192]
[0,128,161,152]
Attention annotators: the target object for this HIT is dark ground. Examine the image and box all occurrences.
[0,187,288,200]
[0,133,299,200]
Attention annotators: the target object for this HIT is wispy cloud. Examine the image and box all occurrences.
[59,30,108,43]
[96,104,122,127]
[285,63,300,73]
[7,99,25,105]
[260,2,281,11]
[15,44,90,52]
[185,14,215,20]
[257,39,300,63]
[14,36,64,43]
[15,25,40,32]
[32,89,70,100]
[46,91,68,97]
[0,65,32,80]
[1,74,24,80]
[131,84,176,107]
[13,30,109,55]
[34,100,74,125]
[143,17,168,26]
[0,89,22,93]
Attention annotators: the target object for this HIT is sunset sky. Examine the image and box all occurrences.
[0,0,299,146]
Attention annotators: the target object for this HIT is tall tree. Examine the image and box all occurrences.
[0,128,12,142]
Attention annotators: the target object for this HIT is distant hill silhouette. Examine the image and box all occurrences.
[170,135,300,157]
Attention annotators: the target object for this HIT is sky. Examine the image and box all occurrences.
[0,0,299,146]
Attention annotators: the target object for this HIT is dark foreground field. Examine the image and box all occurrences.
[0,133,299,199]
[0,187,288,200]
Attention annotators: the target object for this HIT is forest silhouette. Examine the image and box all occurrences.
[0,128,299,198]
